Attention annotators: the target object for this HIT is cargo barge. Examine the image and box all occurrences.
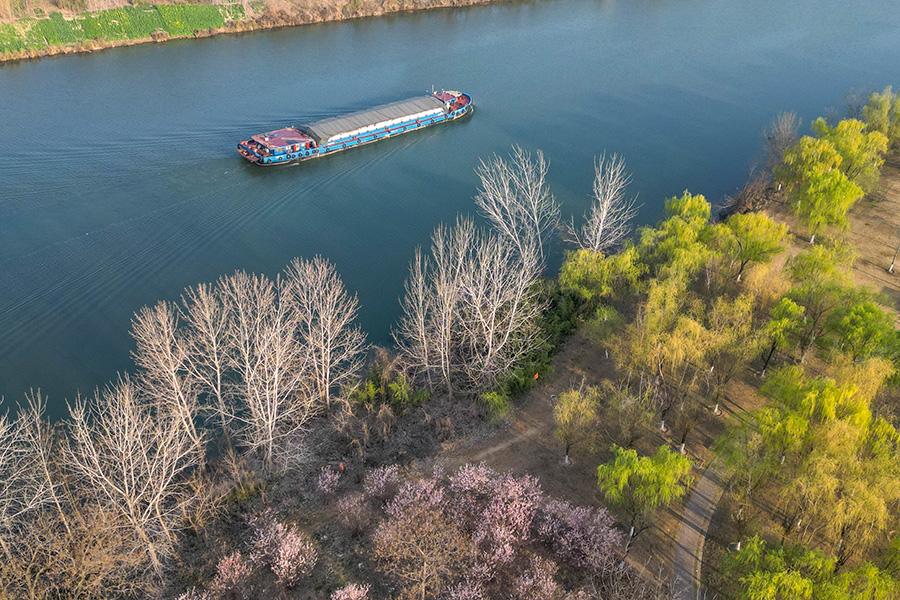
[237,90,473,166]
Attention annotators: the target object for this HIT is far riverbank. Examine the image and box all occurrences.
[0,0,514,63]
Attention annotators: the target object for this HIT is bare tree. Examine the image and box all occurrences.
[283,256,366,408]
[181,282,234,445]
[567,152,639,254]
[457,227,543,391]
[394,248,434,389]
[0,408,29,560]
[220,271,318,476]
[475,146,559,271]
[66,377,201,575]
[764,111,800,176]
[426,219,473,398]
[396,218,543,395]
[131,302,205,458]
[16,392,71,535]
[844,87,872,120]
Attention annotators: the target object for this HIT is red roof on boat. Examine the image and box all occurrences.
[251,127,313,149]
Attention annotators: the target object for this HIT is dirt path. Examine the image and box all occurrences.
[436,330,611,508]
[672,458,728,600]
[433,330,712,578]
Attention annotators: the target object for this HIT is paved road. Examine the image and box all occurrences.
[672,458,728,600]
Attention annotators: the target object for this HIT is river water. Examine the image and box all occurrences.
[1,0,899,416]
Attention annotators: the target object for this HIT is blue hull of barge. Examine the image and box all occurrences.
[240,92,473,166]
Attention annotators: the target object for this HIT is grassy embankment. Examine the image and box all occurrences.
[0,4,251,57]
[0,0,504,62]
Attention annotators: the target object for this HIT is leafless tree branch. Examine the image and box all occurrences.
[567,152,639,253]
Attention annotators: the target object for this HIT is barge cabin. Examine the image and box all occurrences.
[238,90,473,166]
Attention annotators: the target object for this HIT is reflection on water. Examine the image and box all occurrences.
[1,0,899,415]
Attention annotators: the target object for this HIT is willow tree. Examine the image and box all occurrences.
[597,445,692,553]
[553,387,599,464]
[761,297,805,375]
[812,117,888,191]
[863,87,900,147]
[704,293,763,414]
[777,136,863,242]
[786,243,854,361]
[718,211,787,282]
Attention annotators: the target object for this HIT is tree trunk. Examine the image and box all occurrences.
[761,338,778,376]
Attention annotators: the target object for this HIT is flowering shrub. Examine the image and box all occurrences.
[373,463,620,600]
[271,528,318,587]
[512,556,560,600]
[363,464,401,502]
[538,500,622,571]
[211,551,254,600]
[474,472,544,567]
[385,476,445,519]
[338,492,373,537]
[316,465,341,495]
[249,511,318,587]
[445,582,487,600]
[330,583,371,600]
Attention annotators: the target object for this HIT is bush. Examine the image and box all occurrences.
[250,512,318,586]
[478,389,511,421]
[338,492,372,537]
[211,552,254,600]
[271,529,317,587]
[331,584,371,600]
[537,500,622,570]
[349,359,429,412]
[315,465,341,496]
[363,464,401,502]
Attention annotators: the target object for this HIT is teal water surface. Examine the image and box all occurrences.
[1,0,900,416]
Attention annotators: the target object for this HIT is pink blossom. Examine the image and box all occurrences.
[444,581,486,600]
[384,476,444,519]
[271,528,317,587]
[330,583,371,600]
[249,511,317,587]
[316,465,341,495]
[211,551,254,600]
[363,464,401,502]
[512,556,559,600]
[448,462,498,496]
[538,500,622,571]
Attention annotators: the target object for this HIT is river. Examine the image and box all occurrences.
[1,0,899,416]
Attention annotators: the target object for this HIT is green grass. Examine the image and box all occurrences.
[0,3,247,55]
[156,4,224,36]
[35,11,78,45]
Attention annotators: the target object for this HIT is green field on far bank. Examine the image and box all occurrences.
[0,3,247,54]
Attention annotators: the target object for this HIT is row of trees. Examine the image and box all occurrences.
[0,145,586,598]
[776,89,898,242]
[0,257,368,595]
[707,89,900,598]
[547,86,900,588]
